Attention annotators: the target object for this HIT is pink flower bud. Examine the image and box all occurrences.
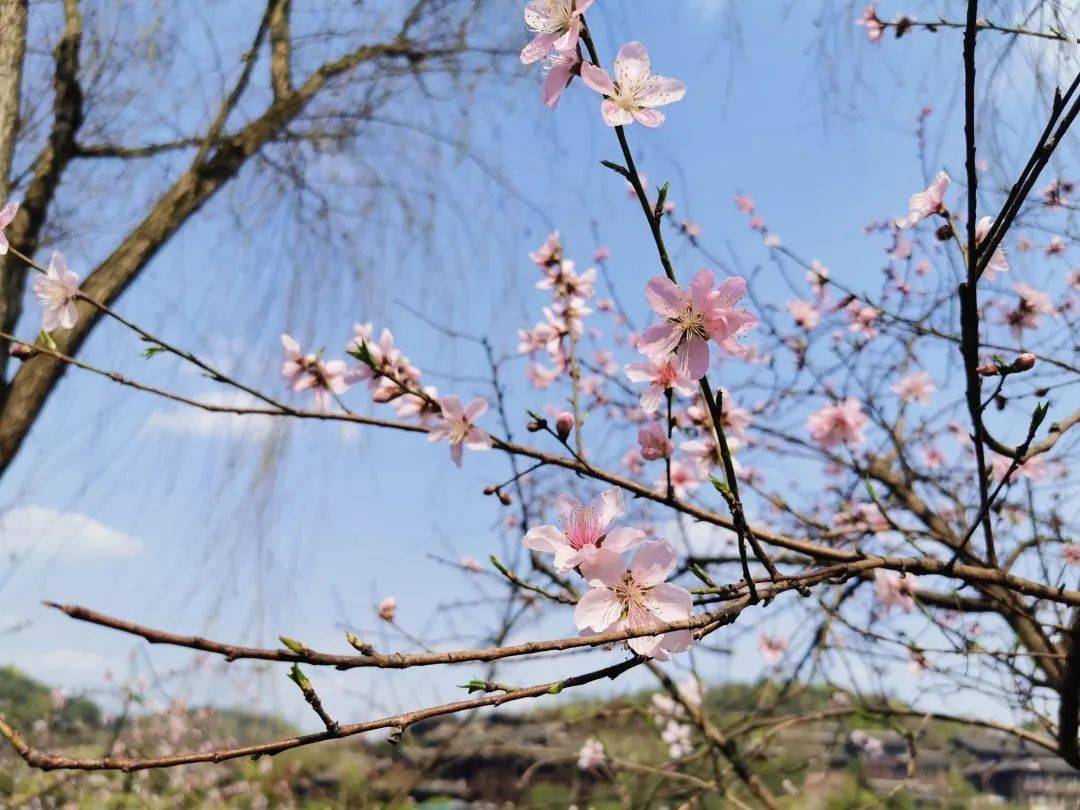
[8,343,32,360]
[555,411,575,441]
[976,363,1001,377]
[377,596,397,622]
[1012,353,1036,372]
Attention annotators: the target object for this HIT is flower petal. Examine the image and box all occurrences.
[574,586,622,632]
[630,539,677,587]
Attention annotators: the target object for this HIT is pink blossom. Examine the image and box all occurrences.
[874,569,915,613]
[661,721,693,759]
[1064,544,1080,567]
[638,422,674,461]
[624,354,697,413]
[681,220,701,238]
[807,260,830,296]
[520,0,593,64]
[664,457,705,498]
[892,370,935,405]
[844,301,880,339]
[428,395,493,466]
[578,737,605,770]
[555,411,575,440]
[897,171,950,228]
[1002,282,1056,335]
[623,448,644,474]
[808,399,869,448]
[1046,236,1068,256]
[460,555,483,572]
[787,299,821,330]
[923,446,946,469]
[758,633,788,665]
[574,540,694,660]
[526,361,561,389]
[523,487,645,572]
[593,246,611,262]
[580,42,686,128]
[733,194,755,213]
[529,230,563,266]
[393,385,441,424]
[33,251,80,332]
[638,270,757,379]
[377,596,397,621]
[0,201,17,255]
[541,47,581,108]
[856,3,884,42]
[348,324,422,402]
[974,216,1008,277]
[537,259,596,299]
[280,334,350,411]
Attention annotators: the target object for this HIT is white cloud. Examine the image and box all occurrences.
[0,506,143,561]
[145,391,279,442]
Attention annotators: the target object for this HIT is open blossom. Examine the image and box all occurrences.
[348,324,422,402]
[661,721,693,759]
[529,230,563,266]
[638,270,756,379]
[537,258,596,299]
[892,371,935,404]
[807,260,829,297]
[758,633,788,665]
[1064,545,1080,567]
[580,42,686,128]
[541,47,581,108]
[856,3,884,41]
[577,737,605,770]
[808,398,868,448]
[281,334,350,411]
[624,354,697,413]
[787,299,820,330]
[33,251,81,332]
[428,396,493,466]
[1002,282,1056,335]
[394,385,441,423]
[874,569,915,613]
[520,0,592,64]
[523,487,644,572]
[897,171,949,228]
[0,200,17,255]
[638,422,673,461]
[574,539,693,660]
[975,216,1008,277]
[733,194,755,213]
[663,457,705,498]
[850,730,885,760]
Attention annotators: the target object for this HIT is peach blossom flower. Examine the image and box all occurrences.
[574,539,693,660]
[892,370,935,404]
[662,721,693,759]
[377,596,397,621]
[975,216,1008,277]
[580,42,686,128]
[577,737,605,770]
[624,354,697,413]
[874,569,915,613]
[523,487,645,572]
[428,395,493,466]
[808,398,868,448]
[638,270,756,378]
[281,334,350,411]
[787,299,821,330]
[520,0,593,64]
[0,201,17,255]
[34,251,81,332]
[897,171,949,228]
[1064,544,1080,567]
[856,3,884,42]
[638,422,673,461]
[758,633,788,664]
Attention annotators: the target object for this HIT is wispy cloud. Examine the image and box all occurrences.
[0,506,143,561]
[145,391,279,442]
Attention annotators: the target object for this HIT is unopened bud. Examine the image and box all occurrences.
[1011,353,1036,372]
[526,419,545,433]
[377,596,397,622]
[498,491,512,506]
[976,363,1001,377]
[555,411,575,441]
[934,223,954,241]
[8,343,32,360]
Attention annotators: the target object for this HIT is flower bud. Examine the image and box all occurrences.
[7,343,32,360]
[555,411,575,441]
[377,596,397,622]
[976,363,1001,377]
[1011,353,1036,372]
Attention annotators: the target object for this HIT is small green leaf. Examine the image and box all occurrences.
[38,330,57,350]
[279,636,305,655]
[142,345,167,360]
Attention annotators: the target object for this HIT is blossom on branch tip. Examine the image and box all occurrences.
[541,47,581,108]
[520,0,593,65]
[856,3,884,42]
[892,371,935,405]
[377,596,397,621]
[897,171,949,228]
[637,270,756,379]
[281,334,350,412]
[523,487,644,572]
[0,200,17,255]
[33,251,80,332]
[580,42,686,128]
[577,737,605,770]
[574,539,693,660]
[428,395,493,466]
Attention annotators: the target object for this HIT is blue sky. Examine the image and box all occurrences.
[0,1,1070,735]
